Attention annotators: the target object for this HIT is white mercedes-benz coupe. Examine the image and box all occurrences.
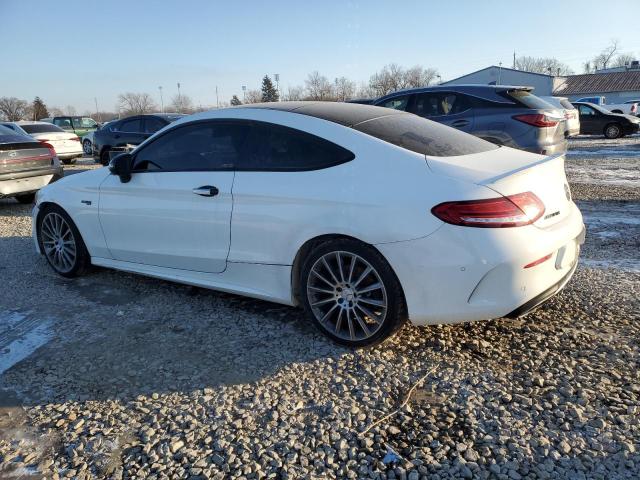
[32,102,585,346]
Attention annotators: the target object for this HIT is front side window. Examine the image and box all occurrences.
[119,118,143,133]
[133,122,249,171]
[237,122,354,171]
[379,95,410,111]
[578,105,596,116]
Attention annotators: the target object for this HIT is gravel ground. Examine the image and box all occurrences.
[0,144,639,480]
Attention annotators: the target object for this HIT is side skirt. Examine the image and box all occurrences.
[90,257,295,306]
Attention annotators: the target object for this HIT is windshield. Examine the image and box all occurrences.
[352,113,499,157]
[71,117,98,129]
[20,123,65,134]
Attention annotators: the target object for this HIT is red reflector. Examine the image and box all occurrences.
[431,192,545,228]
[524,253,553,269]
[512,113,559,127]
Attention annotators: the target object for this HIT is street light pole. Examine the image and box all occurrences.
[177,82,182,112]
[216,85,219,108]
[158,86,164,113]
[242,85,247,102]
[274,73,280,101]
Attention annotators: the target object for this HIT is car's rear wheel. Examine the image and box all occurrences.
[300,239,406,347]
[604,123,622,139]
[83,139,92,155]
[37,205,89,278]
[15,193,36,204]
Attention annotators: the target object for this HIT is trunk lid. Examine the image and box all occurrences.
[426,146,571,228]
[0,141,55,174]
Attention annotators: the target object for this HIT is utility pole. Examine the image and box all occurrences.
[216,86,219,108]
[274,73,280,100]
[498,62,502,84]
[177,82,182,112]
[513,51,516,69]
[242,85,247,102]
[158,86,164,113]
[94,97,99,118]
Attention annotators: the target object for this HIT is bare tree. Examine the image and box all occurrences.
[612,53,636,68]
[333,77,356,102]
[404,65,439,88]
[49,106,64,116]
[282,85,305,101]
[515,56,573,75]
[118,92,157,115]
[65,105,77,116]
[305,71,334,100]
[0,97,28,121]
[591,39,620,70]
[169,94,193,113]
[244,89,262,104]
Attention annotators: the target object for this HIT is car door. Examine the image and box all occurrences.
[576,104,599,134]
[98,121,244,273]
[407,92,474,132]
[112,117,147,147]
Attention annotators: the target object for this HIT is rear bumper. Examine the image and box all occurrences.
[0,167,64,198]
[377,202,585,326]
[58,150,83,159]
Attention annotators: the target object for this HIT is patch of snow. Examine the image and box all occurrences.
[0,310,52,375]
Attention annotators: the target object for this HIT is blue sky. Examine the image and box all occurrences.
[2,0,640,113]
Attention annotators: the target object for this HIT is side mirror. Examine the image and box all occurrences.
[108,153,133,183]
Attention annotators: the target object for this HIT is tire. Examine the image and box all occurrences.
[37,204,90,278]
[604,123,622,139]
[83,139,92,155]
[300,238,407,347]
[100,148,111,166]
[15,193,36,204]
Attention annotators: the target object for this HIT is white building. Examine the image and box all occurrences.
[442,66,555,96]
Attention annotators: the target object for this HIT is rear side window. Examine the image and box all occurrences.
[237,122,355,171]
[144,117,166,133]
[20,124,65,134]
[353,113,498,157]
[133,122,249,171]
[410,93,472,117]
[504,90,554,109]
[119,118,142,133]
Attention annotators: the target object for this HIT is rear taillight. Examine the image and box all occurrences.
[41,142,57,157]
[431,192,545,228]
[632,104,637,113]
[512,113,559,128]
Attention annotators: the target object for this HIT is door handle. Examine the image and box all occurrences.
[192,185,219,197]
[451,120,469,128]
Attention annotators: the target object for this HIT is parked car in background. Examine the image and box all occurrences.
[41,116,101,139]
[80,120,116,156]
[0,124,63,204]
[16,122,83,164]
[371,85,567,155]
[541,96,580,137]
[574,96,638,116]
[93,113,185,165]
[571,102,640,138]
[33,102,584,346]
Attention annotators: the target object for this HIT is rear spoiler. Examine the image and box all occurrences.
[480,153,565,185]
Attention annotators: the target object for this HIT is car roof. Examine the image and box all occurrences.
[235,101,404,127]
[376,84,536,104]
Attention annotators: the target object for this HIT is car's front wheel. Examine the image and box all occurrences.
[300,239,406,347]
[604,123,622,139]
[37,205,89,278]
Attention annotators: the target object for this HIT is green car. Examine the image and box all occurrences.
[41,116,100,138]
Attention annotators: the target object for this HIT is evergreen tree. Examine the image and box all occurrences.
[261,75,279,102]
[230,94,242,106]
[32,96,49,120]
